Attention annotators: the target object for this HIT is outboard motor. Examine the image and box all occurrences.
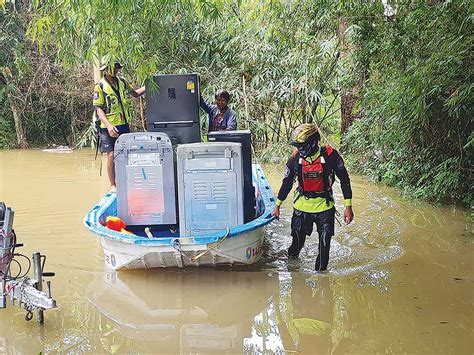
[0,203,14,279]
[0,202,57,324]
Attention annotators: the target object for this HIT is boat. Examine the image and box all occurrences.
[83,164,275,270]
[83,74,276,270]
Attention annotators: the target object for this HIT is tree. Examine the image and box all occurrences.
[1,6,29,148]
[30,0,344,149]
[341,1,473,204]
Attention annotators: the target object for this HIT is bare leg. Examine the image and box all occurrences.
[107,151,115,190]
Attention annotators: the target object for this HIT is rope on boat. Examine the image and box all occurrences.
[191,228,230,262]
[172,228,231,263]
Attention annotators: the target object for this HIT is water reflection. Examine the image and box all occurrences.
[243,272,358,354]
[86,269,279,353]
[86,269,360,354]
[276,273,334,352]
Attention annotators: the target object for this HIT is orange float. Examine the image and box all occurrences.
[103,216,133,235]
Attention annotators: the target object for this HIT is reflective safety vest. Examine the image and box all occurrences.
[296,145,334,200]
[93,76,133,128]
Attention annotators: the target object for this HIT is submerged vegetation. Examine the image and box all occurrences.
[0,1,472,205]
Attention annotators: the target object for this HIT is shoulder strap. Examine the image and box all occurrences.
[322,145,335,191]
[317,145,333,164]
[116,78,128,124]
[103,76,128,124]
[293,155,304,188]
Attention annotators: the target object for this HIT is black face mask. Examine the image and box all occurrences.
[297,140,319,158]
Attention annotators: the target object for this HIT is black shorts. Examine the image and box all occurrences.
[99,124,130,153]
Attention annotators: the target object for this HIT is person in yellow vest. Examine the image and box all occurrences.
[272,123,354,272]
[93,58,145,192]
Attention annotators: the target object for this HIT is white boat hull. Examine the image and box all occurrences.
[101,228,264,270]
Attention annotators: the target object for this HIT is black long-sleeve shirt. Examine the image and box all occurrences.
[276,147,353,213]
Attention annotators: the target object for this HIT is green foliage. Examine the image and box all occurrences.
[0,113,17,149]
[342,2,473,206]
[29,0,343,153]
[1,0,471,206]
[1,5,93,149]
[256,141,293,163]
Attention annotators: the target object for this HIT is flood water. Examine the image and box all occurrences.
[0,149,472,354]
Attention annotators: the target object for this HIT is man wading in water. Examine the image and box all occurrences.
[272,124,354,272]
[93,57,145,192]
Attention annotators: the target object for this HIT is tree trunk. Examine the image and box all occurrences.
[11,102,29,148]
[338,17,362,138]
[93,58,101,83]
[340,92,360,135]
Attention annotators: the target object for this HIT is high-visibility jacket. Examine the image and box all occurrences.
[93,76,134,128]
[276,147,353,213]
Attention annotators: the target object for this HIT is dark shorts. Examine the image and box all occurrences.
[99,124,130,153]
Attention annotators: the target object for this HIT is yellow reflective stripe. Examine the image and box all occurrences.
[296,126,318,142]
[344,199,352,207]
[276,199,283,207]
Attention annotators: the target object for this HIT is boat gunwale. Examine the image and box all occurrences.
[83,164,275,246]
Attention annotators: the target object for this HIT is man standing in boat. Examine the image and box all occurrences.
[93,57,145,192]
[200,90,237,132]
[272,124,354,272]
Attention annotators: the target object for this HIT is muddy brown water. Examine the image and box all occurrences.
[0,149,472,354]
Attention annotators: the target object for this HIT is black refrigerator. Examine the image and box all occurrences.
[146,73,201,144]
